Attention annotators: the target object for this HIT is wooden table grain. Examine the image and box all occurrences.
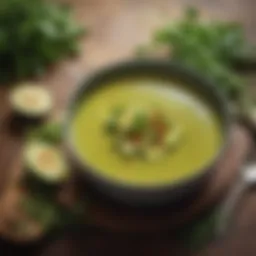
[0,0,256,255]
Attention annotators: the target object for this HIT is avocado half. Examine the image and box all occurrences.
[24,142,69,184]
[9,84,53,118]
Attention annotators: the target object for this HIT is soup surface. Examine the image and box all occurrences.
[71,76,222,186]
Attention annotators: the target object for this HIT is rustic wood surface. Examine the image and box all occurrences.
[0,0,256,255]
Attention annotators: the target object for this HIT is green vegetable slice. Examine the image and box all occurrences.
[9,83,53,117]
[24,141,69,183]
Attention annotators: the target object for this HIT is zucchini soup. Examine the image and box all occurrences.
[70,76,222,186]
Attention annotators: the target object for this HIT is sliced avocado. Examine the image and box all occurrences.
[9,84,53,118]
[24,142,69,184]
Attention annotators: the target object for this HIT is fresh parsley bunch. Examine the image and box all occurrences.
[0,0,85,82]
[138,8,255,102]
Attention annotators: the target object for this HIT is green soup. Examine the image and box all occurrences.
[70,76,222,186]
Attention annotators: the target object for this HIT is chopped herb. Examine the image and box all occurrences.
[129,111,149,134]
[22,195,59,230]
[27,122,62,144]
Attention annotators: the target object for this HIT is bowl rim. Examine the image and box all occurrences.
[64,59,231,192]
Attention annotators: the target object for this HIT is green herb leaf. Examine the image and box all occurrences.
[137,7,255,105]
[0,0,85,82]
[27,122,62,144]
[22,195,59,230]
[130,112,149,134]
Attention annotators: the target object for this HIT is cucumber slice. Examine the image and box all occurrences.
[9,84,53,118]
[24,142,68,183]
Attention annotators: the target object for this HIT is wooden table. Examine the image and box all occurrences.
[1,0,256,255]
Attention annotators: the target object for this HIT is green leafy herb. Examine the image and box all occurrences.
[129,111,149,134]
[22,194,59,230]
[137,7,255,104]
[22,193,85,232]
[178,208,219,251]
[27,121,62,144]
[0,0,85,82]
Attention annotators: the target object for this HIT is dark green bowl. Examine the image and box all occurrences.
[65,60,231,206]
